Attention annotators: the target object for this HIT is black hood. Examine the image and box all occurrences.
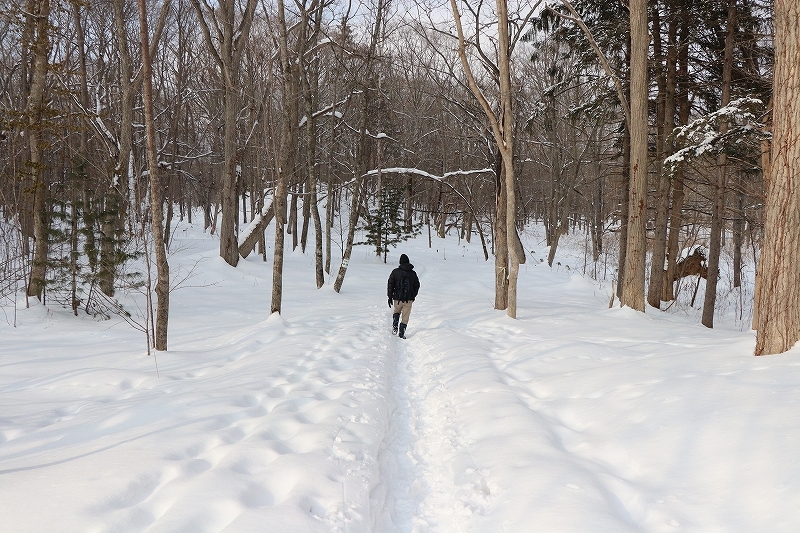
[399,262,414,271]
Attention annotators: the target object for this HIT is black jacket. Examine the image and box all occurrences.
[387,263,420,301]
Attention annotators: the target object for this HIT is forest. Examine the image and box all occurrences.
[1,0,799,355]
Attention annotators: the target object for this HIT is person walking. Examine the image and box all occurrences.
[387,254,420,338]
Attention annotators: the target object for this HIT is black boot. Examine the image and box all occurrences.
[392,313,400,335]
[398,323,407,339]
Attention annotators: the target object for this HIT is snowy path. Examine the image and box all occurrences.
[375,332,485,533]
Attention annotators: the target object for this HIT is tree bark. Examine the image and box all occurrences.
[333,0,385,293]
[621,0,649,312]
[25,0,51,300]
[448,0,520,315]
[189,0,258,267]
[137,0,169,351]
[494,152,509,310]
[732,172,744,288]
[647,6,678,309]
[702,0,736,329]
[754,0,800,355]
[301,8,325,287]
[663,9,691,301]
[272,0,297,313]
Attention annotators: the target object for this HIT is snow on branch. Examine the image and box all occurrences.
[363,167,494,181]
[664,97,767,172]
[361,167,494,237]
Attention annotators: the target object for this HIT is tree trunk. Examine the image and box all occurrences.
[754,0,800,355]
[302,18,325,287]
[325,155,334,275]
[617,127,630,299]
[647,7,678,309]
[219,82,240,266]
[702,0,736,329]
[732,172,744,288]
[333,0,385,293]
[663,11,691,301]
[137,0,169,351]
[621,0,648,312]
[189,0,257,268]
[495,0,520,318]
[25,0,51,300]
[289,190,298,250]
[272,0,297,313]
[494,152,509,309]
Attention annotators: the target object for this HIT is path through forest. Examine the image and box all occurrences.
[3,226,800,533]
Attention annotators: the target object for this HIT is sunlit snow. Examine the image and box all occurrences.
[1,218,799,533]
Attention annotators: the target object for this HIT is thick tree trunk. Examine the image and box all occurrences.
[621,0,649,312]
[754,0,800,355]
[219,85,240,266]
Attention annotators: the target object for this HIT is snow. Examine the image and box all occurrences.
[2,220,800,532]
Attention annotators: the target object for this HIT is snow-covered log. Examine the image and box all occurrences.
[238,202,274,259]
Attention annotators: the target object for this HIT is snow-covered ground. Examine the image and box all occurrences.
[2,220,800,533]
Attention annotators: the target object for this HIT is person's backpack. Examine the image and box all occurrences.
[398,273,412,301]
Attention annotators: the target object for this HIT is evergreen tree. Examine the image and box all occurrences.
[358,184,422,263]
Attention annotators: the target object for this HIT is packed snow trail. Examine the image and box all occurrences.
[375,331,487,533]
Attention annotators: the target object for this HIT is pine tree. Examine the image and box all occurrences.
[357,184,422,263]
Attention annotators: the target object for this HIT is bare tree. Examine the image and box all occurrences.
[271,0,299,313]
[189,0,258,267]
[448,0,533,317]
[333,0,387,293]
[137,0,170,350]
[647,2,678,309]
